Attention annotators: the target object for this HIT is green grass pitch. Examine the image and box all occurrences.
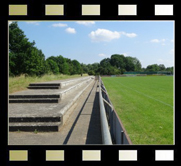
[102,76,174,145]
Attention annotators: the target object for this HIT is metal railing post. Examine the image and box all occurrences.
[121,131,124,144]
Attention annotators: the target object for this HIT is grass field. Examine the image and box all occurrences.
[9,74,88,94]
[102,76,174,145]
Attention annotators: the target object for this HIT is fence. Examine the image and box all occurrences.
[99,76,132,145]
[124,71,172,75]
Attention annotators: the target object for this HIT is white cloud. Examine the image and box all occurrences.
[76,21,95,26]
[65,27,76,34]
[89,29,121,42]
[26,21,40,25]
[98,53,106,57]
[121,32,137,38]
[52,23,67,27]
[171,39,174,43]
[150,39,166,43]
[89,29,137,42]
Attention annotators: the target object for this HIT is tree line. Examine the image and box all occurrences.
[9,22,173,77]
[85,56,173,75]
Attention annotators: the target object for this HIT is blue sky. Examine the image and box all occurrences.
[10,21,174,68]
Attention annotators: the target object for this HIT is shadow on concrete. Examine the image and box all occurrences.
[85,91,102,144]
[63,81,96,144]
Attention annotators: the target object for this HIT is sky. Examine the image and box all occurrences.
[9,21,174,68]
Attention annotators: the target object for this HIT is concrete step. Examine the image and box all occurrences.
[27,76,93,89]
[9,122,62,132]
[9,98,61,103]
[60,78,92,99]
[9,78,93,104]
[9,115,62,123]
[27,86,60,89]
[59,76,93,88]
[29,83,61,86]
[9,94,60,98]
[28,83,61,89]
[27,77,93,89]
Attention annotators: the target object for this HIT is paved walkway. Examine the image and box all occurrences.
[9,80,102,145]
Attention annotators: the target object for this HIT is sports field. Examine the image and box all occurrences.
[102,76,174,145]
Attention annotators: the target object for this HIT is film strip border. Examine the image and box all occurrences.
[8,4,174,16]
[5,1,177,165]
[8,149,175,162]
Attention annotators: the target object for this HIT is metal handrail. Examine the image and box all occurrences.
[99,76,132,145]
[99,76,112,145]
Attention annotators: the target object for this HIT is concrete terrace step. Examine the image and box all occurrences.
[9,122,62,132]
[59,78,92,99]
[9,116,62,123]
[28,82,61,89]
[27,86,60,89]
[9,114,63,132]
[59,76,93,88]
[9,94,60,98]
[27,76,92,89]
[9,98,61,103]
[29,83,61,86]
[9,77,93,103]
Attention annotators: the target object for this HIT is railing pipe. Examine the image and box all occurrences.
[99,76,112,145]
[99,76,132,145]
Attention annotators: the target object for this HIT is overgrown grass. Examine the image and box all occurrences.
[102,76,174,145]
[9,74,88,94]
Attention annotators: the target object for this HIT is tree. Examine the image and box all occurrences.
[128,57,142,71]
[9,22,46,76]
[9,52,16,76]
[56,55,66,73]
[9,22,35,53]
[166,67,174,74]
[88,70,95,75]
[24,47,46,76]
[71,60,81,75]
[100,58,111,67]
[67,58,75,75]
[81,63,89,74]
[62,62,70,75]
[46,55,65,74]
[125,57,135,71]
[159,64,166,71]
[46,59,59,74]
[110,54,125,69]
[146,64,160,71]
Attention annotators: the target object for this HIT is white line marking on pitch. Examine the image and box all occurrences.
[118,82,173,108]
